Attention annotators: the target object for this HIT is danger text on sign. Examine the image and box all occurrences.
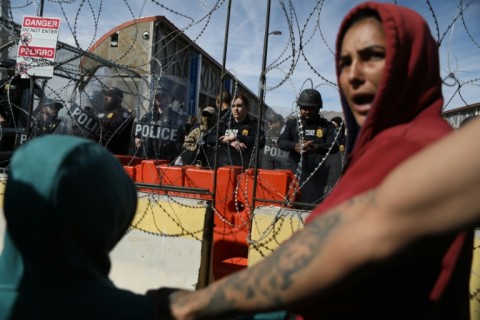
[22,16,60,29]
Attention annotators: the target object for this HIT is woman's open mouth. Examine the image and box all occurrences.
[351,94,375,113]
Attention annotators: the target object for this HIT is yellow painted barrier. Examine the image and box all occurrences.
[109,193,212,293]
[248,206,309,266]
[132,192,208,239]
[471,229,480,320]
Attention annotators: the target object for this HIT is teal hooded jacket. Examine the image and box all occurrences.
[0,135,155,319]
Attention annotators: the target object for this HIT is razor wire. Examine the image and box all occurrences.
[0,0,478,254]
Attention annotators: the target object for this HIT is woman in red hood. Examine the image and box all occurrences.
[164,3,473,320]
[300,2,472,319]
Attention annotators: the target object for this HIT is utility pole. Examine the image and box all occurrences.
[251,0,272,209]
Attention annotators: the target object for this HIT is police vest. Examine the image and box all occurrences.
[224,125,251,138]
[98,109,132,141]
[302,123,325,141]
[135,113,181,142]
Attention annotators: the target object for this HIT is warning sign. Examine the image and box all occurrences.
[16,16,61,78]
[18,46,56,59]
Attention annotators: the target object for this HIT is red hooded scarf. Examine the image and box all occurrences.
[304,2,472,319]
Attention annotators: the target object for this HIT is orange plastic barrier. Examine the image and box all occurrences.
[210,166,251,280]
[212,235,249,279]
[158,164,185,197]
[115,155,145,180]
[135,164,143,183]
[137,159,172,193]
[183,165,248,231]
[184,167,214,200]
[213,166,244,226]
[212,169,301,281]
[237,169,300,209]
[131,162,300,281]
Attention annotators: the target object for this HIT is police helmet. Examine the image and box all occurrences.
[104,87,123,101]
[297,89,322,110]
[42,99,64,111]
[155,78,176,98]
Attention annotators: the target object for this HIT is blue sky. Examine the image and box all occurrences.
[12,0,480,116]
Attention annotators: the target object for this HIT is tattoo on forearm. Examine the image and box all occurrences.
[202,209,343,317]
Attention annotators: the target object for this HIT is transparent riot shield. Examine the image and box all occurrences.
[133,75,187,163]
[55,66,144,155]
[55,68,106,141]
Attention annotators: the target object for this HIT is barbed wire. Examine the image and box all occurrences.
[0,0,478,256]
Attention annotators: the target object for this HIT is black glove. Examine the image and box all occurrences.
[146,287,180,320]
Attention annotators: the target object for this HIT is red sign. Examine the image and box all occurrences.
[22,16,60,29]
[18,46,55,59]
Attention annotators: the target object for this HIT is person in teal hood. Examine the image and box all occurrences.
[0,135,156,319]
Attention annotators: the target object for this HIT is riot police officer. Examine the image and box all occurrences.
[55,87,133,155]
[98,87,133,155]
[277,88,338,205]
[56,94,103,142]
[260,114,289,169]
[134,87,185,162]
[33,99,64,136]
